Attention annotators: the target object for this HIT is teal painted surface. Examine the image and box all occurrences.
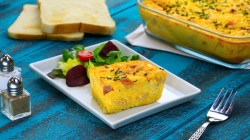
[0,0,249,139]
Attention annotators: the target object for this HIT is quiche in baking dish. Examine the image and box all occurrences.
[138,0,250,63]
[142,0,250,36]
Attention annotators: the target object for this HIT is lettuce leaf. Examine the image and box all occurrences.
[59,58,82,75]
[49,42,140,80]
[85,60,95,79]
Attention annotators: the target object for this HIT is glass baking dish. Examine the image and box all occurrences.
[137,0,250,68]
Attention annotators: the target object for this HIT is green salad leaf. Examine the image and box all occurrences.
[85,60,95,79]
[129,55,140,61]
[49,41,140,81]
[62,45,85,62]
[59,58,82,75]
[72,45,85,52]
[93,43,105,56]
[92,43,106,65]
[63,49,74,62]
[105,51,122,64]
[47,69,65,79]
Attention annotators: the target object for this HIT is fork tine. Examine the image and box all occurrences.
[216,89,228,110]
[221,90,233,113]
[225,91,237,115]
[212,88,224,109]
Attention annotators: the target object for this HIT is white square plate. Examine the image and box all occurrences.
[29,40,201,129]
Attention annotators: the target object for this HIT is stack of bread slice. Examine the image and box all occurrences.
[8,0,115,41]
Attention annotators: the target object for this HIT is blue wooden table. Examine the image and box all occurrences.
[0,0,249,139]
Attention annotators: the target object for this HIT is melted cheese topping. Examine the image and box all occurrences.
[89,60,167,114]
[142,0,250,36]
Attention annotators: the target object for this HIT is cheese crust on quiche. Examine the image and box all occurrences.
[89,60,167,114]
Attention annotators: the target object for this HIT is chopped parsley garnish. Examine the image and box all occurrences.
[242,10,249,15]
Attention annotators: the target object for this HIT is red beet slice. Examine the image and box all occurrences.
[66,65,89,87]
[99,41,119,57]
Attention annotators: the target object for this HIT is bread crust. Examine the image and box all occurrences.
[41,22,115,35]
[41,22,81,34]
[8,31,84,41]
[80,22,115,35]
[8,32,45,40]
[7,4,84,41]
[38,0,115,35]
[47,34,84,41]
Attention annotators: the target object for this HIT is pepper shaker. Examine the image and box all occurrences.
[0,54,22,91]
[1,77,31,120]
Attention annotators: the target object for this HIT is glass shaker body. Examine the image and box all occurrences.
[1,89,31,121]
[0,67,21,91]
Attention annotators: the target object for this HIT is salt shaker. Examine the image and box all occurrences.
[0,54,22,91]
[1,77,31,121]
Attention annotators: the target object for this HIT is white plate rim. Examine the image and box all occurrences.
[29,39,201,129]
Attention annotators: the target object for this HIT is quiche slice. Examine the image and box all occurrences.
[89,60,167,114]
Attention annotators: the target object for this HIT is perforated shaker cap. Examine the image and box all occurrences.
[0,54,14,72]
[7,77,23,96]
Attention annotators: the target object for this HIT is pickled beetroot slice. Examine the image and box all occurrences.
[66,65,89,87]
[99,41,119,57]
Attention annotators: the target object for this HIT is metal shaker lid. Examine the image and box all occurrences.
[0,54,14,72]
[7,77,23,96]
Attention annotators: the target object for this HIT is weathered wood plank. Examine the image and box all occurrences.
[0,0,249,139]
[166,83,250,140]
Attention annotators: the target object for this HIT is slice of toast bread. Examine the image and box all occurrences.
[8,4,84,41]
[38,0,115,35]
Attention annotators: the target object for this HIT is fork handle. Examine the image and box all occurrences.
[189,122,210,140]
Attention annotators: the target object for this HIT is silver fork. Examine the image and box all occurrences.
[189,88,237,140]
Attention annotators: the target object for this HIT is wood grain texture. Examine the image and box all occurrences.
[0,0,250,139]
